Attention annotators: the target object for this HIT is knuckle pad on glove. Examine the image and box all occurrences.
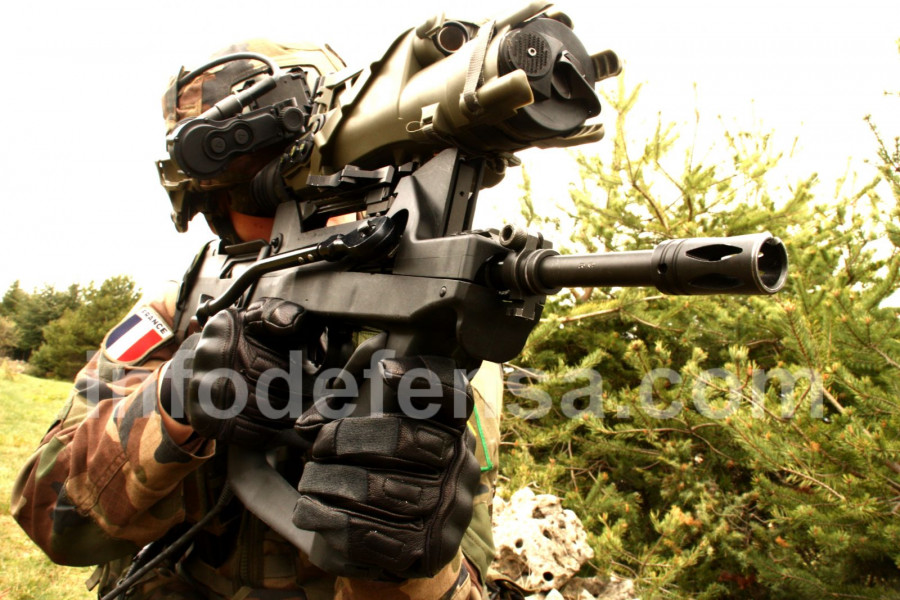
[311,417,456,471]
[297,462,369,504]
[261,298,306,333]
[298,462,439,517]
[193,313,237,372]
[355,528,413,571]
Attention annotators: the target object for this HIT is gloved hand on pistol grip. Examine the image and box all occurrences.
[292,355,481,579]
[160,297,312,449]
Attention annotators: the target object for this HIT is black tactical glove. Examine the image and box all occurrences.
[292,355,481,579]
[163,298,312,448]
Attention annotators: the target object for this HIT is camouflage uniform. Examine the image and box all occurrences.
[11,281,501,599]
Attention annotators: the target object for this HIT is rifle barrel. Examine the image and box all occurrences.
[503,232,788,296]
[537,250,655,289]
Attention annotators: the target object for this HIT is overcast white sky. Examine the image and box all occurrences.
[0,0,897,292]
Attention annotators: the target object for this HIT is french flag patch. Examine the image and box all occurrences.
[103,306,174,364]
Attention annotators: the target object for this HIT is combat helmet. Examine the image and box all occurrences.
[157,39,344,243]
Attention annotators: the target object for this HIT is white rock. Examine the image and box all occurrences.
[491,488,594,592]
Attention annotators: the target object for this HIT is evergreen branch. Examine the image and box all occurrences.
[502,362,543,378]
[554,306,620,323]
[621,310,683,333]
[748,390,869,481]
[635,181,670,233]
[832,372,900,412]
[650,157,687,216]
[822,387,847,415]
[771,570,871,599]
[620,131,671,233]
[780,467,846,501]
[608,423,736,463]
[833,293,900,373]
[551,295,666,324]
[870,344,900,371]
[781,299,820,374]
[608,559,639,580]
[875,471,900,495]
[688,379,862,489]
[588,426,664,458]
[688,429,736,462]
[744,337,782,348]
[566,438,581,495]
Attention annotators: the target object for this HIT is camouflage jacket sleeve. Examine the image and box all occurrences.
[11,283,215,566]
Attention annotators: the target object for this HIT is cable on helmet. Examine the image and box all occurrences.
[174,53,280,118]
[176,52,279,88]
[158,40,345,240]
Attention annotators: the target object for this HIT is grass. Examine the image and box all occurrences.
[0,369,94,600]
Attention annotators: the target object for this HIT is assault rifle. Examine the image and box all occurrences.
[165,1,788,580]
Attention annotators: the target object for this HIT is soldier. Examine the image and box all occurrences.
[11,39,501,600]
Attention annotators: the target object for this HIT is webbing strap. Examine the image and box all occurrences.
[462,20,496,116]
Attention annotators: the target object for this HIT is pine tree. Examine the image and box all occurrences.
[1,281,81,360]
[29,276,140,380]
[501,73,900,599]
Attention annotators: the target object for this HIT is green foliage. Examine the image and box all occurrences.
[503,75,900,598]
[0,276,141,376]
[29,276,140,380]
[1,281,80,361]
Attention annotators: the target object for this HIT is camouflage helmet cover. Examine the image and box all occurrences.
[157,39,345,237]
